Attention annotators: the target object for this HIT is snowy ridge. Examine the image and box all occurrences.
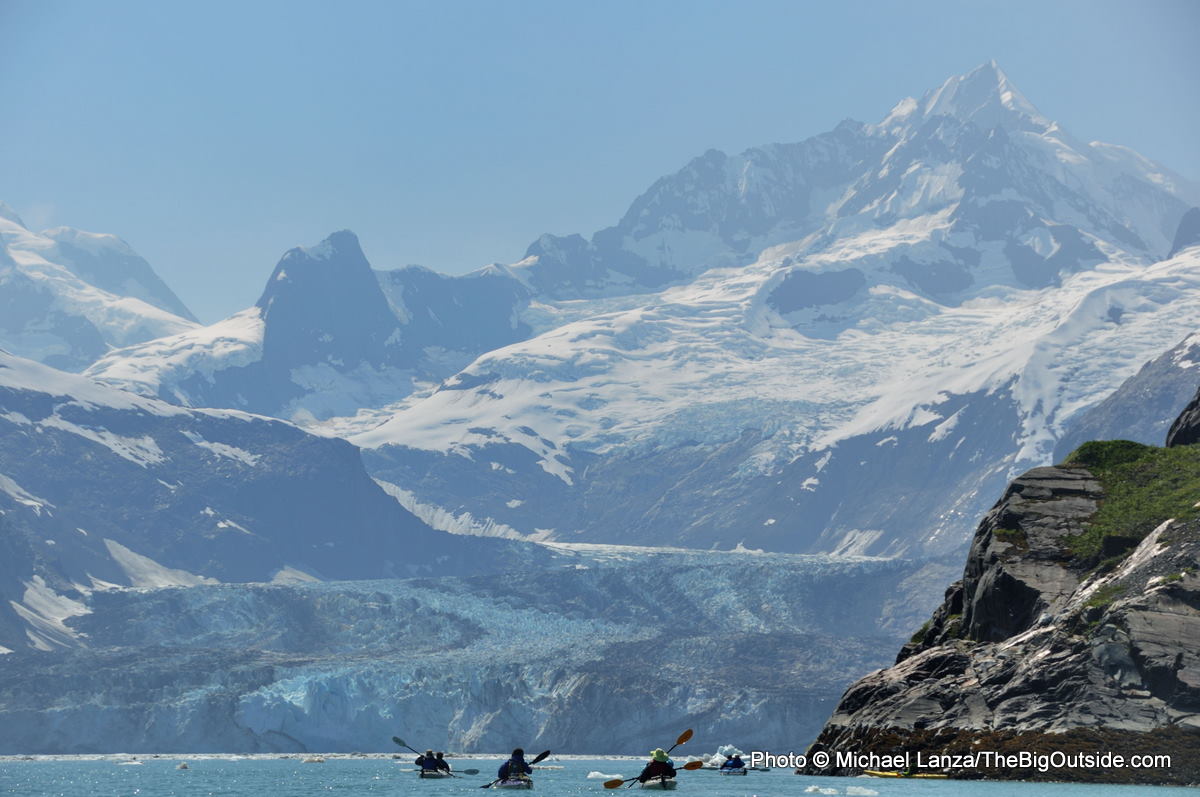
[84,308,265,403]
[360,247,1200,475]
[0,211,197,370]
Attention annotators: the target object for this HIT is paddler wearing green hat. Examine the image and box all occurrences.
[637,748,677,783]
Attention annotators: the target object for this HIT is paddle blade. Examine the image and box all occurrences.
[603,779,626,789]
[682,760,704,770]
[675,729,693,746]
[460,769,480,775]
[392,737,405,747]
[530,750,552,766]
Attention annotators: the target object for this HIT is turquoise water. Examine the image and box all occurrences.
[0,758,1192,797]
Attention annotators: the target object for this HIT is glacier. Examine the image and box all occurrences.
[0,548,949,754]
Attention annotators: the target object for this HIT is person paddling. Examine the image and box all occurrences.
[497,748,533,781]
[720,754,746,770]
[638,748,677,783]
[435,752,452,774]
[415,749,439,772]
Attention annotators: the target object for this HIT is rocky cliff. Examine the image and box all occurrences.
[803,390,1200,785]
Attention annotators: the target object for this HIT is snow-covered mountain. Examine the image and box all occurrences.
[0,203,198,371]
[351,63,1200,556]
[86,231,532,421]
[0,350,526,654]
[85,62,1200,557]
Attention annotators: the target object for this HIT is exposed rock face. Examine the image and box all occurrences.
[1166,384,1200,448]
[804,407,1200,784]
[1168,207,1200,258]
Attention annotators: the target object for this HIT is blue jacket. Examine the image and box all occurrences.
[498,757,531,779]
[721,757,746,769]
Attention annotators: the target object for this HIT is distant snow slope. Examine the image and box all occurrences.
[83,63,1200,558]
[0,203,197,371]
[354,63,1200,557]
[0,350,525,652]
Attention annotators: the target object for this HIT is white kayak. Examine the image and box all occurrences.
[419,770,451,779]
[718,768,747,775]
[639,778,677,790]
[496,778,534,789]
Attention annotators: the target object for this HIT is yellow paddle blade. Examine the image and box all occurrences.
[603,778,626,789]
[681,761,704,770]
[675,729,693,746]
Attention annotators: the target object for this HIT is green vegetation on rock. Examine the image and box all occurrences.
[1062,440,1200,564]
[993,527,1028,549]
[1084,583,1126,610]
[909,618,932,644]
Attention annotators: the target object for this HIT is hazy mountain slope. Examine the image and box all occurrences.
[0,351,522,653]
[86,232,533,422]
[1055,327,1200,461]
[0,204,197,371]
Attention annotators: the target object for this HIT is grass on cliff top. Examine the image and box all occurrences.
[1061,440,1200,563]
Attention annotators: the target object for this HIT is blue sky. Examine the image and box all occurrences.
[2,0,1198,322]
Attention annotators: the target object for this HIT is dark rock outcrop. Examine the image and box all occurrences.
[1166,384,1200,448]
[803,400,1200,785]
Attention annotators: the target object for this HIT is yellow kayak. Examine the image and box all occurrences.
[864,770,948,779]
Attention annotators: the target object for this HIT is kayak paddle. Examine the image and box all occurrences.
[394,737,478,776]
[392,736,423,756]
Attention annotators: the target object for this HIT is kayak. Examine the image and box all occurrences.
[418,770,451,779]
[495,778,534,789]
[639,778,678,790]
[718,768,747,775]
[863,770,948,779]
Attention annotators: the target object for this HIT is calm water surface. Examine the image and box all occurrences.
[0,758,1192,797]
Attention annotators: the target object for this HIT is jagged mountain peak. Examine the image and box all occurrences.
[918,60,1048,132]
[253,230,400,370]
[296,228,363,262]
[256,229,376,310]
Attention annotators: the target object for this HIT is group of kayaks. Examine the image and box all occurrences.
[398,730,948,788]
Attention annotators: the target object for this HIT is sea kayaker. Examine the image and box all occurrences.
[497,748,532,780]
[435,752,451,773]
[720,754,746,770]
[415,749,439,772]
[637,748,677,783]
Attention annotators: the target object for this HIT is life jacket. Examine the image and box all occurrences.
[498,757,530,779]
[639,760,676,781]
